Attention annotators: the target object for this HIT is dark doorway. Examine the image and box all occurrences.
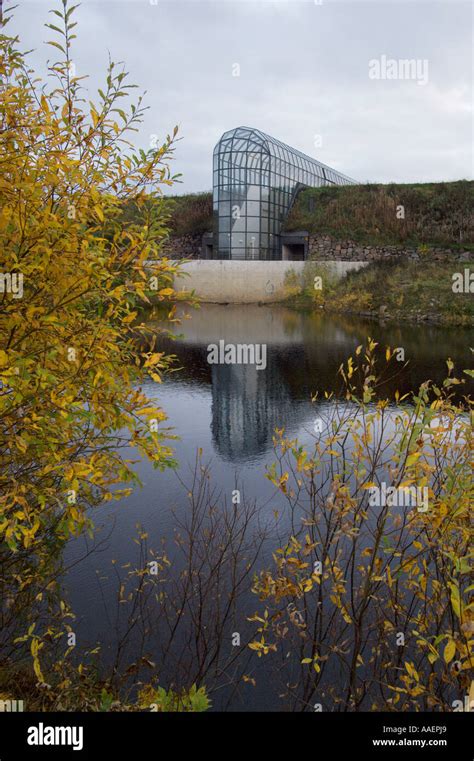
[282,243,305,261]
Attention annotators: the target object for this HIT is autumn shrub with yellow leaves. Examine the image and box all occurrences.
[250,341,473,711]
[0,0,192,704]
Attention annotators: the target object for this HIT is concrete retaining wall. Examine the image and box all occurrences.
[172,260,368,304]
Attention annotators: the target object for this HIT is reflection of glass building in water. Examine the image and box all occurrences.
[210,359,305,462]
[213,126,355,261]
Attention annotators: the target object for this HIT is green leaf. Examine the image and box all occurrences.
[47,40,67,54]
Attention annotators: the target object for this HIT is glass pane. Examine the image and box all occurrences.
[245,201,260,216]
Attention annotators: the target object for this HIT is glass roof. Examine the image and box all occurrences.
[214,126,355,186]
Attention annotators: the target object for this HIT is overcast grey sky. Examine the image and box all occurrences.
[11,0,473,193]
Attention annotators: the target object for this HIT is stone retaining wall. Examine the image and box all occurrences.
[162,232,472,263]
[308,234,472,262]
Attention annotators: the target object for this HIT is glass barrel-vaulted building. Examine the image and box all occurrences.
[213,126,355,260]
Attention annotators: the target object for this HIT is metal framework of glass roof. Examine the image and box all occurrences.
[213,126,356,261]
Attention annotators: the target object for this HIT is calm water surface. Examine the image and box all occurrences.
[64,305,473,709]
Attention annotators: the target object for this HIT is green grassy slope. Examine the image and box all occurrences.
[164,193,213,237]
[284,181,474,249]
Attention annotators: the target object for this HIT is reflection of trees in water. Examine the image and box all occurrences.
[211,355,307,462]
[293,313,473,400]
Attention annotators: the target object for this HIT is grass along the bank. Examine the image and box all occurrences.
[288,261,474,326]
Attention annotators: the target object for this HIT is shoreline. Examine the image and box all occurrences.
[280,298,474,328]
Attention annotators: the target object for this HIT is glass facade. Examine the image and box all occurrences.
[213,126,355,260]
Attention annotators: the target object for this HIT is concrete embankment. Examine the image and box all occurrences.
[170,260,368,304]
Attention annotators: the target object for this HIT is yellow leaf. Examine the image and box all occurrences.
[40,94,50,114]
[144,352,163,368]
[443,640,456,664]
[406,452,421,467]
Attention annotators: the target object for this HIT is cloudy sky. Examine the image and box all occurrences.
[11,0,473,193]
